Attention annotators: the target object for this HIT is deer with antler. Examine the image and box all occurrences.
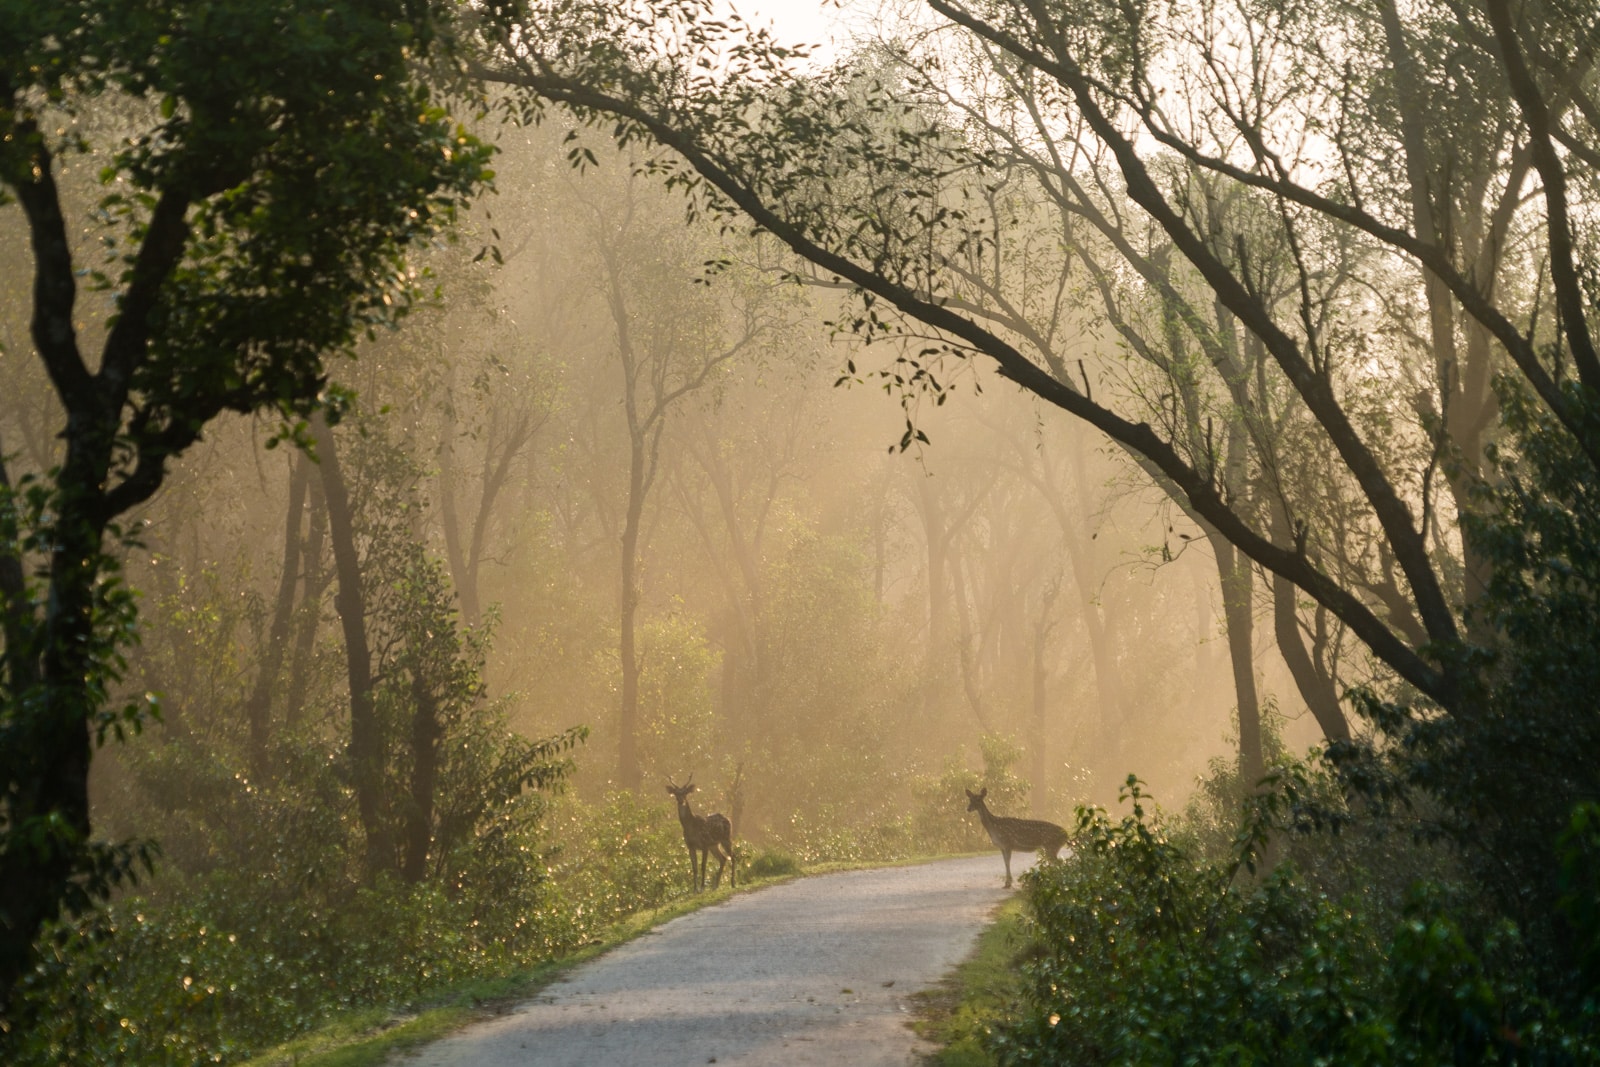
[965,787,1069,888]
[665,776,736,892]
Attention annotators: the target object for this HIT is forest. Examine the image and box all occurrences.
[2,0,1597,1062]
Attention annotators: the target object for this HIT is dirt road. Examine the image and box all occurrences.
[400,854,1032,1066]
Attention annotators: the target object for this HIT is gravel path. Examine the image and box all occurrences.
[400,854,1033,1067]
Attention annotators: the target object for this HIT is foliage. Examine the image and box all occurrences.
[1330,381,1600,990]
[994,776,1596,1067]
[741,848,801,880]
[339,417,589,884]
[3,728,708,1064]
[776,802,915,865]
[911,734,1033,855]
[541,790,693,926]
[0,0,492,1013]
[635,612,720,787]
[988,384,1600,1067]
[6,867,570,1065]
[740,530,896,816]
[914,898,1026,1067]
[2,520,589,1063]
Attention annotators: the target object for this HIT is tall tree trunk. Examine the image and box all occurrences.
[437,400,477,625]
[1207,529,1264,787]
[285,470,328,729]
[917,477,952,722]
[1030,578,1061,817]
[1270,504,1350,743]
[681,432,767,757]
[1059,446,1128,764]
[1378,0,1506,644]
[0,429,111,1013]
[245,453,309,776]
[950,548,992,733]
[312,414,389,879]
[401,669,439,883]
[618,431,646,792]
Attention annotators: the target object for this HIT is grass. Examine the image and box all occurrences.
[911,897,1029,1067]
[236,883,745,1067]
[238,852,995,1067]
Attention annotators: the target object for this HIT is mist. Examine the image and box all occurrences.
[52,120,1313,859]
[14,0,1583,1055]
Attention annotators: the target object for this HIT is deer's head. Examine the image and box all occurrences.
[964,787,988,812]
[665,778,698,806]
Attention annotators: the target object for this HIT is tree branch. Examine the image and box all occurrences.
[478,59,1454,708]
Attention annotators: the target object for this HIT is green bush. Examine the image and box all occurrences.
[776,802,915,864]
[993,775,1598,1067]
[543,790,694,928]
[7,863,571,1066]
[910,734,1032,855]
[5,785,714,1065]
[743,848,802,879]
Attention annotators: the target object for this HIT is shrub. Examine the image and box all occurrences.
[542,790,691,931]
[993,775,1598,1066]
[776,802,915,864]
[910,734,1032,855]
[743,849,801,879]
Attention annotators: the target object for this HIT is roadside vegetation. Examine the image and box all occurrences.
[8,0,1600,1063]
[985,395,1600,1065]
[914,898,1028,1067]
[928,413,1600,1061]
[4,727,1021,1064]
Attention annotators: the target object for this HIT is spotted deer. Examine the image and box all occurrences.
[965,787,1069,887]
[666,777,736,892]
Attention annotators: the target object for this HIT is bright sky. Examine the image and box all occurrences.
[729,0,836,41]
[717,0,858,64]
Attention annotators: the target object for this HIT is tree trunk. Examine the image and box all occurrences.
[1058,447,1128,765]
[916,477,954,723]
[402,669,439,884]
[437,402,477,626]
[0,433,110,1013]
[950,548,992,733]
[312,414,389,879]
[1030,578,1061,817]
[1208,530,1264,788]
[245,452,309,777]
[1270,504,1350,743]
[618,431,646,792]
[285,469,328,729]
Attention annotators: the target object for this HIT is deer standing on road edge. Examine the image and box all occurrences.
[965,787,1069,888]
[666,777,736,892]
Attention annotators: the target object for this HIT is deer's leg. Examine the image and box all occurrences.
[1002,848,1013,888]
[686,845,699,892]
[710,847,727,890]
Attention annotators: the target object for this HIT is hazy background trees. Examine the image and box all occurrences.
[17,0,1591,1056]
[40,94,1304,879]
[473,0,1600,1054]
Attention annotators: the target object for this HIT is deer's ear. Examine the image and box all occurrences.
[979,787,988,799]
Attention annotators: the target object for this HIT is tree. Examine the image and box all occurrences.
[472,0,1597,741]
[0,0,490,1013]
[556,163,772,790]
[667,335,821,772]
[243,451,313,778]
